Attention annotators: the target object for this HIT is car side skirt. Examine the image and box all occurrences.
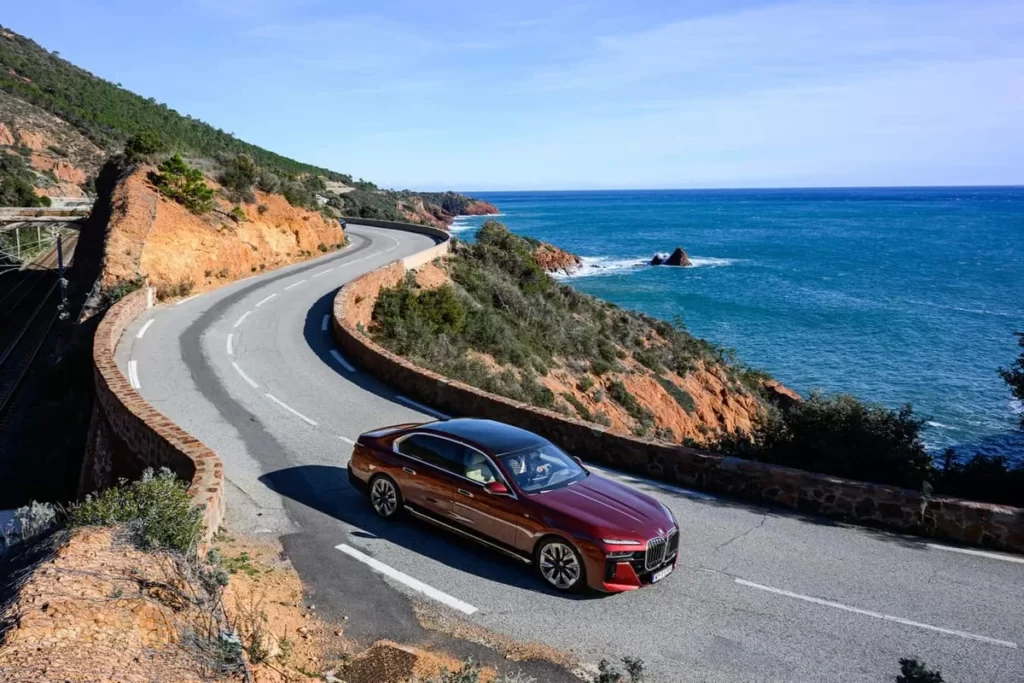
[406,505,533,565]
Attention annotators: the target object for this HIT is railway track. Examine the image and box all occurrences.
[0,233,78,426]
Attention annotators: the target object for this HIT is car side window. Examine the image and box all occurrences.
[463,449,499,485]
[396,434,463,474]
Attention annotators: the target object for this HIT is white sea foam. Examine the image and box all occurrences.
[926,421,959,430]
[449,217,475,233]
[554,256,648,279]
[688,256,738,267]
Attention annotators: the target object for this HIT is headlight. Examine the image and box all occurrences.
[601,539,642,545]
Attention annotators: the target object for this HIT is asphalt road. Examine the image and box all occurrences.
[116,223,1024,682]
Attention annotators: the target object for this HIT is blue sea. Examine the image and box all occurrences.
[453,188,1024,460]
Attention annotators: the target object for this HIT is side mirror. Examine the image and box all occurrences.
[484,481,510,496]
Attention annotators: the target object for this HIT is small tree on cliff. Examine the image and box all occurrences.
[123,130,164,164]
[153,154,215,214]
[999,332,1024,427]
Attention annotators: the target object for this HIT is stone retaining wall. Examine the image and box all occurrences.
[332,242,1024,554]
[82,286,225,544]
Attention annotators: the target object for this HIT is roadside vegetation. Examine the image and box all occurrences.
[370,221,740,437]
[0,151,49,206]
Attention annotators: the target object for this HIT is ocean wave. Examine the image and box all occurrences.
[554,256,648,279]
[449,217,476,233]
[926,421,959,430]
[689,256,737,267]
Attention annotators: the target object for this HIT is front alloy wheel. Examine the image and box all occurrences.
[537,539,584,591]
[370,476,401,518]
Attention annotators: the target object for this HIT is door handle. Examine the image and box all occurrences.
[403,467,416,475]
[457,488,473,498]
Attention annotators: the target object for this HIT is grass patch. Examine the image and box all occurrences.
[656,376,696,413]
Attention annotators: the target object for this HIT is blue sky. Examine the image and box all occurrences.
[4,1,1023,190]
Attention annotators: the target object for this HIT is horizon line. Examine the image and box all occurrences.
[447,183,1024,194]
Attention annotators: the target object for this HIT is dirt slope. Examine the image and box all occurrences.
[100,166,345,297]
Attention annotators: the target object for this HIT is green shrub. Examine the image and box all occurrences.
[156,277,195,300]
[707,393,932,489]
[218,152,259,203]
[123,130,164,163]
[933,450,1024,507]
[229,205,246,222]
[67,468,203,553]
[656,376,695,413]
[101,276,145,304]
[153,154,214,214]
[608,380,654,432]
[0,152,47,206]
[561,393,593,421]
[1000,331,1024,427]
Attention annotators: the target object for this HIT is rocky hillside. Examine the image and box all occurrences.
[97,164,345,299]
[0,25,491,221]
[372,221,795,444]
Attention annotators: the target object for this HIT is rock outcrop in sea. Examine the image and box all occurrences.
[650,247,692,267]
[533,242,582,276]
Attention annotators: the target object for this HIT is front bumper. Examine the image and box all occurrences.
[595,530,680,592]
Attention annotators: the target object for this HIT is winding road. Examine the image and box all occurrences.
[116,223,1023,682]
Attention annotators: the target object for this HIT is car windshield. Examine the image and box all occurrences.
[498,442,587,493]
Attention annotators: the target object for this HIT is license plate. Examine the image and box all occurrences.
[651,565,673,583]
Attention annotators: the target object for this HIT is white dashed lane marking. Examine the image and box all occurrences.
[336,544,477,615]
[230,361,258,388]
[395,395,450,420]
[136,319,155,339]
[175,294,200,306]
[265,393,318,426]
[312,268,335,278]
[735,578,1018,649]
[226,333,234,357]
[127,360,141,389]
[233,311,252,328]
[256,293,277,307]
[338,436,356,445]
[330,349,356,373]
[285,279,307,290]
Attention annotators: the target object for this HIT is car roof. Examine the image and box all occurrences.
[420,418,547,455]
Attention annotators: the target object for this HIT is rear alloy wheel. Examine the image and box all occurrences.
[536,538,585,591]
[369,476,402,519]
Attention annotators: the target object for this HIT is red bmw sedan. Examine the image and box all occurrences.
[348,418,679,592]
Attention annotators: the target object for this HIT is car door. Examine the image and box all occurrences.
[451,448,525,550]
[392,433,463,520]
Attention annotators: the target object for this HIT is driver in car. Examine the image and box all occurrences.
[505,451,551,486]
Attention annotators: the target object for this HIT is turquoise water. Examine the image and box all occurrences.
[454,188,1024,460]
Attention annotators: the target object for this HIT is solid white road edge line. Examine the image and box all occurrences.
[587,465,719,502]
[265,393,318,426]
[226,333,234,357]
[175,294,200,306]
[285,279,307,290]
[136,319,155,339]
[128,360,140,389]
[926,543,1024,565]
[233,311,252,328]
[335,544,477,615]
[338,436,356,445]
[396,395,450,420]
[256,293,277,307]
[230,361,258,388]
[329,349,356,373]
[735,578,1018,649]
[321,314,330,332]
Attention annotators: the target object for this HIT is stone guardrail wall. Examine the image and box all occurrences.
[332,226,1024,554]
[82,286,225,544]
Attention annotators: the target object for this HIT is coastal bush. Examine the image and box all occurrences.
[67,468,203,553]
[1000,331,1024,427]
[896,658,943,683]
[933,450,1024,507]
[0,152,47,207]
[153,154,214,214]
[706,393,933,489]
[656,376,696,414]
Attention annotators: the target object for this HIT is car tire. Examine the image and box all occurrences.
[535,537,586,592]
[368,475,403,519]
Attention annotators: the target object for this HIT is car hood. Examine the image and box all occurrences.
[530,474,673,539]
